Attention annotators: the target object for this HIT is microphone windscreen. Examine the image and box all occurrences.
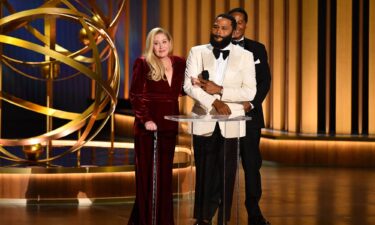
[202,70,209,80]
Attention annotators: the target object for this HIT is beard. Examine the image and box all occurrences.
[209,33,233,49]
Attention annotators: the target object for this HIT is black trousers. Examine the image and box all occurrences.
[193,123,238,223]
[240,128,263,218]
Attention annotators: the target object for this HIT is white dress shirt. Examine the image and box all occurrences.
[212,45,230,86]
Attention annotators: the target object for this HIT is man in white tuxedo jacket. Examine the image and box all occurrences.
[184,14,256,225]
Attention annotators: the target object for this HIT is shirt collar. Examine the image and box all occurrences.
[235,36,245,42]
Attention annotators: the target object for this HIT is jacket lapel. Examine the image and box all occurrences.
[224,44,241,79]
[202,45,216,78]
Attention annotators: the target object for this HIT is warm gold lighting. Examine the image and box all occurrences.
[23,144,44,161]
[41,63,60,79]
[0,1,126,163]
[260,137,375,167]
[79,26,97,45]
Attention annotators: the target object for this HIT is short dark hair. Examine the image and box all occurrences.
[215,13,237,30]
[228,7,248,23]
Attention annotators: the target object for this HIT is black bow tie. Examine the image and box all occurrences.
[232,40,245,47]
[213,48,230,60]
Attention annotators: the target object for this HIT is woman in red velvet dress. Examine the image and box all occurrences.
[128,27,186,225]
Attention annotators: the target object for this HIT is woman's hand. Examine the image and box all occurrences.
[145,121,157,131]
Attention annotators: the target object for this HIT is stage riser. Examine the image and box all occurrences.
[115,114,375,167]
[261,138,375,167]
[0,168,194,201]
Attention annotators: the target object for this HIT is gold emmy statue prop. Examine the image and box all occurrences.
[0,0,125,164]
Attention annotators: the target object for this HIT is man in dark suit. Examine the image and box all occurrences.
[228,8,272,225]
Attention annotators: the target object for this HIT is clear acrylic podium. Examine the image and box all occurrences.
[165,115,251,225]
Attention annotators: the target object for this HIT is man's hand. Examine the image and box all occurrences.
[243,101,253,113]
[191,77,201,86]
[199,77,222,95]
[212,99,231,115]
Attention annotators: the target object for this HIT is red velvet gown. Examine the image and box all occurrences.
[128,56,186,225]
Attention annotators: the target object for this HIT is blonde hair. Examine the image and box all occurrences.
[143,27,173,81]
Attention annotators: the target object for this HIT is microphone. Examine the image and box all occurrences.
[202,70,209,80]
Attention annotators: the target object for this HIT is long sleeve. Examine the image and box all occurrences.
[183,48,217,110]
[129,58,152,124]
[251,43,271,108]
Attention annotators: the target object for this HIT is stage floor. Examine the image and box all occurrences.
[0,164,374,225]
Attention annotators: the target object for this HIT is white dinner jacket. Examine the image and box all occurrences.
[184,43,256,138]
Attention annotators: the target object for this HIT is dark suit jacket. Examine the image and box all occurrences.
[243,38,271,128]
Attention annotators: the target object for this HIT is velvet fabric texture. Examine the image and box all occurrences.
[128,56,185,225]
